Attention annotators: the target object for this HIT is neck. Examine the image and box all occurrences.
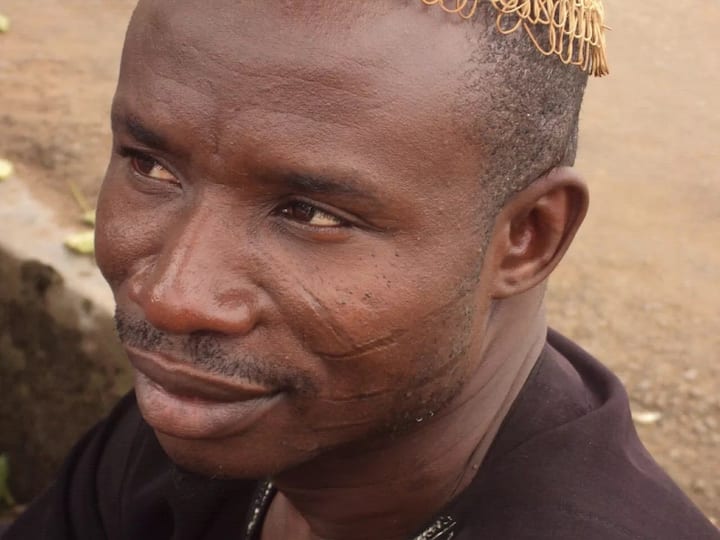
[262,290,547,540]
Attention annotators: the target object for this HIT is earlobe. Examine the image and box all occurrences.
[488,167,589,299]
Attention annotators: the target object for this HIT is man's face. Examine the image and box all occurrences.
[96,0,497,477]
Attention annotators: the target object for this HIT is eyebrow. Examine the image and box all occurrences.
[111,110,381,205]
[111,111,170,151]
[279,171,378,202]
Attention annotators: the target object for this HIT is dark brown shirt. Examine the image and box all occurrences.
[4,331,719,539]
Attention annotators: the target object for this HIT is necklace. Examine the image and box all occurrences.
[244,481,457,540]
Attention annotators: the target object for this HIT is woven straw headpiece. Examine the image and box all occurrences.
[421,0,609,76]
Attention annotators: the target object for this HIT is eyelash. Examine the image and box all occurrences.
[116,147,350,231]
[118,146,177,182]
[275,200,349,230]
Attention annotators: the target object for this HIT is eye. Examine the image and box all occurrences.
[279,201,346,228]
[130,153,177,183]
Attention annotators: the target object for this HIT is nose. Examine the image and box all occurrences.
[128,206,262,336]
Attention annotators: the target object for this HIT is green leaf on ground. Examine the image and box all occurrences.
[0,14,10,34]
[0,454,16,508]
[64,230,95,255]
[0,158,14,181]
[81,209,96,227]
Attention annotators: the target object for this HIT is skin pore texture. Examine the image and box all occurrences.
[94,1,589,539]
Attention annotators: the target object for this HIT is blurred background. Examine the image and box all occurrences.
[0,0,718,527]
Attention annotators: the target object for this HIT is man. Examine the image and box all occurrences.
[4,0,718,538]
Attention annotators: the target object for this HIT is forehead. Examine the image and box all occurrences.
[125,1,473,90]
[115,0,487,190]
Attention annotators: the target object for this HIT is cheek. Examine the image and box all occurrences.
[94,169,171,289]
[293,293,479,442]
[268,240,483,420]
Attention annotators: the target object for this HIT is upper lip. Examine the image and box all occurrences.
[124,345,277,402]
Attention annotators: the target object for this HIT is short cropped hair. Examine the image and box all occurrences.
[461,3,589,212]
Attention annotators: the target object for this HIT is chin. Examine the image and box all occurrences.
[154,430,310,480]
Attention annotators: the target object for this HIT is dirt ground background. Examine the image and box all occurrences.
[1,0,718,526]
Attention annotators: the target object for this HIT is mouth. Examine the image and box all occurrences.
[124,345,276,402]
[124,345,282,440]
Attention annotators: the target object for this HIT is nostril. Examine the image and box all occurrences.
[129,275,262,337]
[123,234,262,337]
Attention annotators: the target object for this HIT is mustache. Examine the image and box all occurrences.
[114,309,315,394]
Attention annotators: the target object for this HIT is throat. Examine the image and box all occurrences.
[259,490,314,540]
[257,487,458,540]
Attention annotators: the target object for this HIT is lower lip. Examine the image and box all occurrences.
[134,370,282,440]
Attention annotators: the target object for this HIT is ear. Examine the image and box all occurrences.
[486,167,589,299]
